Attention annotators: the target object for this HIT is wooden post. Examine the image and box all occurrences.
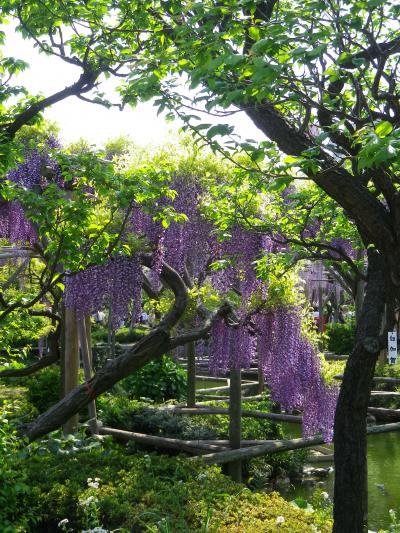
[378,304,387,365]
[318,285,324,333]
[186,341,196,407]
[78,316,98,435]
[60,305,66,399]
[257,352,264,394]
[85,314,93,368]
[107,304,116,358]
[63,308,80,435]
[228,367,242,482]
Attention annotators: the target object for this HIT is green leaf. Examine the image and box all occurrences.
[206,124,233,139]
[375,121,393,138]
[248,26,260,41]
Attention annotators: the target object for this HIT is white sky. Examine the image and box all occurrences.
[3,24,263,148]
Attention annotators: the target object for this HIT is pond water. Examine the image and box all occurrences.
[282,423,400,531]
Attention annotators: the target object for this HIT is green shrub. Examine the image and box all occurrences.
[0,405,35,532]
[98,396,281,442]
[115,326,146,344]
[91,325,146,345]
[375,362,400,379]
[119,355,187,402]
[18,443,331,532]
[324,322,356,355]
[24,366,61,413]
[0,304,53,353]
[91,325,109,344]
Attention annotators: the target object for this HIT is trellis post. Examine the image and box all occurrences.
[228,366,242,482]
[63,308,79,435]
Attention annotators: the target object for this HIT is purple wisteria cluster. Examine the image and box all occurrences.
[210,227,272,302]
[64,255,143,329]
[131,179,214,278]
[0,202,37,244]
[256,308,338,440]
[0,141,63,244]
[7,144,63,191]
[130,180,275,302]
[329,238,356,259]
[300,217,356,260]
[209,307,339,441]
[208,317,257,375]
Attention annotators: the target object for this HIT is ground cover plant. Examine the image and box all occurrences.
[0,381,330,532]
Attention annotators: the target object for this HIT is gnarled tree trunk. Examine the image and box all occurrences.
[333,250,387,532]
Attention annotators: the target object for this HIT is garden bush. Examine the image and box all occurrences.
[0,405,36,532]
[115,326,147,344]
[23,366,62,414]
[17,441,331,532]
[91,325,146,345]
[324,322,356,355]
[98,395,281,441]
[0,303,53,354]
[119,354,187,402]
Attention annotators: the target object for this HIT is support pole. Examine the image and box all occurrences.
[186,341,196,407]
[85,314,93,368]
[257,353,265,394]
[107,304,115,358]
[78,316,98,435]
[228,367,242,482]
[318,285,324,333]
[63,308,79,435]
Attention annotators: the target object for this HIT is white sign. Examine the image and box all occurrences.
[388,331,398,365]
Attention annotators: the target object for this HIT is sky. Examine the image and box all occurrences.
[3,23,264,148]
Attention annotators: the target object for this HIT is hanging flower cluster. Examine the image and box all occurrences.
[131,179,214,278]
[210,226,273,302]
[7,142,63,191]
[208,317,257,375]
[209,307,339,441]
[0,140,63,244]
[64,255,143,329]
[0,202,37,244]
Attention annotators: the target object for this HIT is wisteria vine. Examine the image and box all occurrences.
[0,140,62,244]
[64,255,143,329]
[209,307,339,441]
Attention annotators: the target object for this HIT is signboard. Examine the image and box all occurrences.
[388,331,398,365]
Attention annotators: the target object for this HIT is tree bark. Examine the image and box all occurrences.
[0,351,59,378]
[333,250,387,533]
[186,341,196,407]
